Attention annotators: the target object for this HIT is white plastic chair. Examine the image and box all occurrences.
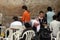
[4,28,14,40]
[5,28,13,38]
[56,31,60,40]
[51,33,56,40]
[18,30,35,40]
[4,26,25,40]
[51,31,60,40]
[5,28,20,40]
[5,25,24,38]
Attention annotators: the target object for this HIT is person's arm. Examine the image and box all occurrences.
[43,18,47,24]
[22,13,26,23]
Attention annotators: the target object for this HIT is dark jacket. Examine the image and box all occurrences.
[39,17,47,28]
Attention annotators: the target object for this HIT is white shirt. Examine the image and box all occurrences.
[10,21,23,29]
[50,20,60,37]
[47,11,55,25]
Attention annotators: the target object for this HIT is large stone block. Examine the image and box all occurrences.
[0,0,59,26]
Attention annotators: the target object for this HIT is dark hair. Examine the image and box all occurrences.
[22,5,27,10]
[56,12,60,21]
[24,23,31,28]
[0,24,2,26]
[39,11,44,14]
[53,15,56,20]
[47,7,52,11]
[13,16,18,21]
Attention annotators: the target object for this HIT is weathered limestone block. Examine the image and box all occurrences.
[0,0,59,26]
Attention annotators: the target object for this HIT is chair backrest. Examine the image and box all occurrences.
[5,28,13,38]
[5,28,21,40]
[56,31,60,40]
[21,30,35,40]
[9,27,26,40]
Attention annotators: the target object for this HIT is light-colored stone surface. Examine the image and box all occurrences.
[0,0,59,26]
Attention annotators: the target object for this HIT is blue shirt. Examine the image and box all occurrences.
[47,11,55,25]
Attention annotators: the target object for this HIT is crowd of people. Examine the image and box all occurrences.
[3,5,60,40]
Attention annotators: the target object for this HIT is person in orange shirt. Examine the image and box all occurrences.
[22,5,31,24]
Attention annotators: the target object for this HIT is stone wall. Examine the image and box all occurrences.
[0,0,60,26]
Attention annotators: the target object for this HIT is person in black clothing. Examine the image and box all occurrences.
[40,22,51,40]
[38,11,51,40]
[56,11,60,21]
[38,11,47,28]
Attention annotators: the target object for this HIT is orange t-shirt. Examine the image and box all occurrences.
[22,10,30,23]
